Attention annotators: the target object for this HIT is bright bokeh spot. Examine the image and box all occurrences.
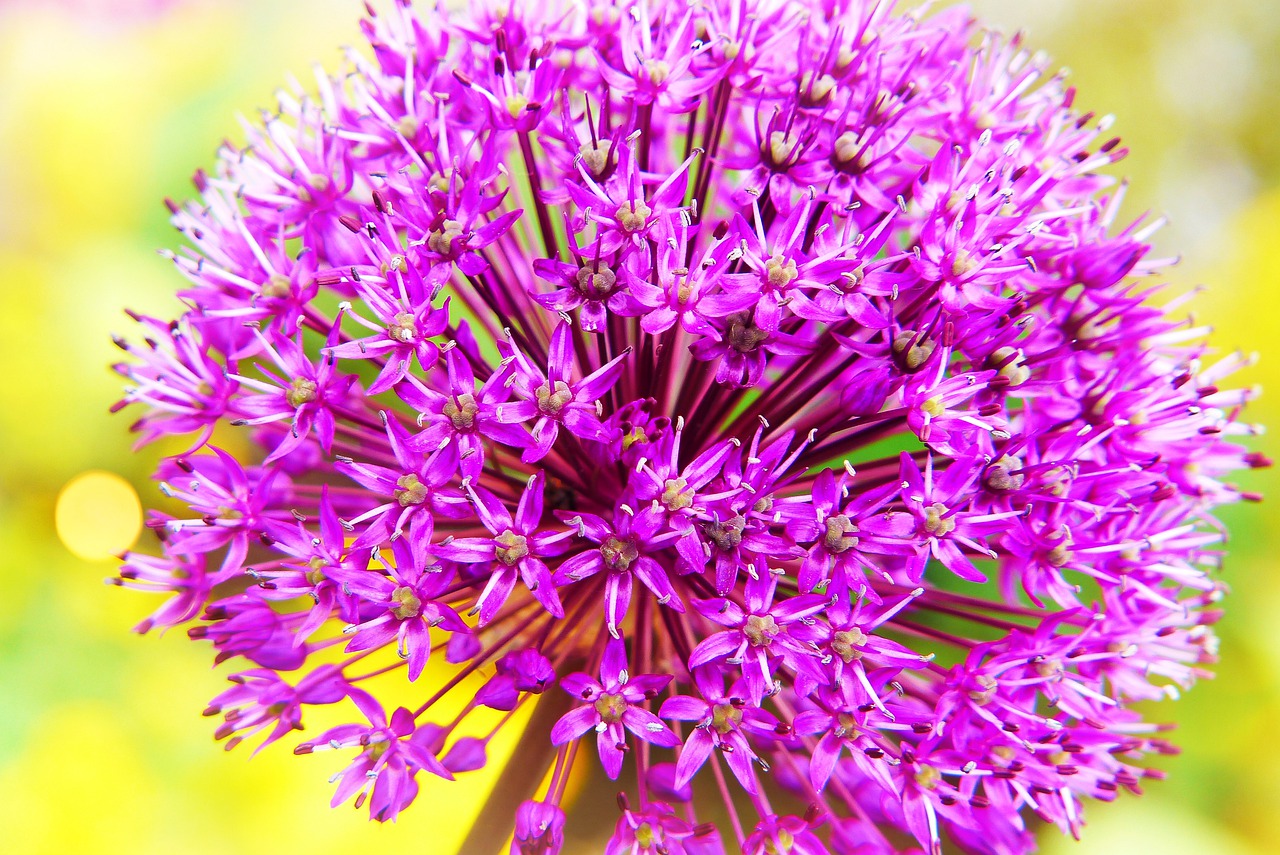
[55,471,143,561]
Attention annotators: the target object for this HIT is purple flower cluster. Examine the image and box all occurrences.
[113,0,1265,852]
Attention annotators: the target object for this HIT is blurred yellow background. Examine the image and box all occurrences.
[0,0,1273,852]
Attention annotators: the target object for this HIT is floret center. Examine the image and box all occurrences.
[495,530,529,566]
[594,692,628,724]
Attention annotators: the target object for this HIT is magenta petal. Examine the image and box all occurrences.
[597,724,626,779]
[495,400,539,424]
[693,597,744,625]
[434,537,497,563]
[546,323,574,380]
[522,559,564,618]
[771,594,828,622]
[550,704,599,745]
[404,624,432,681]
[622,707,680,748]
[674,728,715,789]
[331,764,370,808]
[688,631,741,669]
[808,731,843,791]
[523,419,559,462]
[658,695,708,721]
[475,567,517,625]
[601,637,628,683]
[559,673,599,698]
[579,301,607,331]
[553,551,602,585]
[515,474,545,531]
[603,571,633,636]
[623,674,671,697]
[442,736,487,773]
[792,710,830,736]
[640,306,677,334]
[632,557,683,612]
[346,686,387,727]
[722,731,759,793]
[562,406,608,442]
[474,674,518,711]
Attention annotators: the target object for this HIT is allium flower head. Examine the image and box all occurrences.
[114,0,1266,852]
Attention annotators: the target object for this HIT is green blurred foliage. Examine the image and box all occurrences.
[0,1,1274,853]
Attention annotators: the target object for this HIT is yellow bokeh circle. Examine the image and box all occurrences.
[55,470,143,561]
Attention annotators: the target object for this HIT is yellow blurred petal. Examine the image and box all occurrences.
[0,703,163,855]
[1041,798,1265,855]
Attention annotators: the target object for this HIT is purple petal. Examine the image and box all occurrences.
[495,400,539,424]
[792,710,832,736]
[688,631,743,669]
[674,728,715,789]
[622,707,680,748]
[721,731,758,793]
[604,571,633,636]
[522,558,565,618]
[390,706,416,736]
[547,323,574,381]
[474,674,519,711]
[693,597,745,626]
[601,637,629,685]
[632,557,684,613]
[434,537,497,563]
[558,673,600,700]
[597,725,626,779]
[809,731,843,791]
[346,686,387,727]
[515,474,545,532]
[658,695,708,721]
[550,704,599,745]
[475,566,518,626]
[623,674,672,698]
[771,594,829,622]
[552,551,603,585]
[523,419,559,462]
[442,737,487,773]
[562,406,609,442]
